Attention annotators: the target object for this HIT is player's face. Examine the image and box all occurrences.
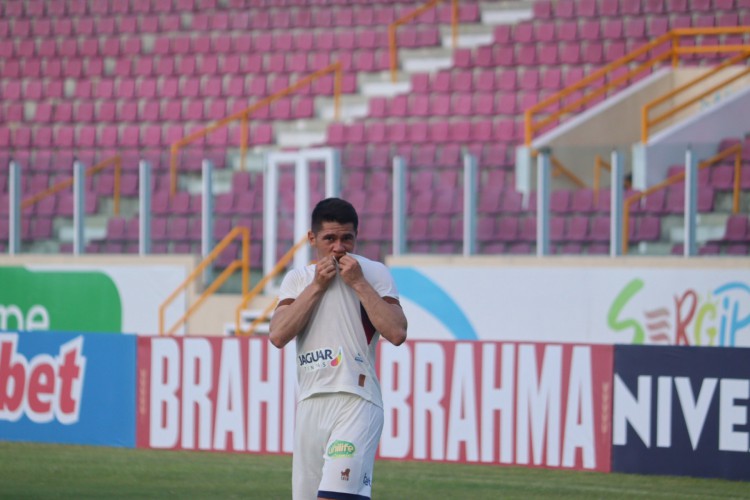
[309,221,357,261]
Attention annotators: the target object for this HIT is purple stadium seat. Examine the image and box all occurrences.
[566,216,590,242]
[645,0,666,12]
[643,190,667,214]
[550,216,566,242]
[493,216,518,242]
[550,190,572,213]
[590,216,611,243]
[634,216,661,242]
[723,214,749,242]
[726,243,750,255]
[554,0,575,17]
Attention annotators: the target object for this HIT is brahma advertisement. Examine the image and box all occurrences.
[391,266,750,347]
[0,331,136,447]
[137,337,613,472]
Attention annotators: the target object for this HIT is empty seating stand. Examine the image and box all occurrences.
[2,0,747,260]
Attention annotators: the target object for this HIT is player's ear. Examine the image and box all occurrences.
[307,230,315,245]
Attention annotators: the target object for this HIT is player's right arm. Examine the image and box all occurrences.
[269,258,337,348]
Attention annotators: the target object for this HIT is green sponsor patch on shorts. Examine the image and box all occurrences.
[327,440,355,458]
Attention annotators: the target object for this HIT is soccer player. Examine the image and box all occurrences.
[269,197,408,500]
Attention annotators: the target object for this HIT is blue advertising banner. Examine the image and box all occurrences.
[612,345,750,481]
[0,331,136,447]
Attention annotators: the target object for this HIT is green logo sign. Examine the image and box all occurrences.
[327,440,356,458]
[0,267,122,332]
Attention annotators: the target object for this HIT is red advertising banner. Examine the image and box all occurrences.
[136,336,297,454]
[378,342,613,472]
[137,338,613,472]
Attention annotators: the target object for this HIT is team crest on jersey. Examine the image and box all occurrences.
[298,346,343,372]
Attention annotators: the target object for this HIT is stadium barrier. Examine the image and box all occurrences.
[2,331,748,481]
[0,330,136,448]
[613,345,750,481]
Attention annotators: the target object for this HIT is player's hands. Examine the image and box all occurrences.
[313,255,338,289]
[337,253,364,288]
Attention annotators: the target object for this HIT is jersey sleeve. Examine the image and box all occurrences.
[277,268,306,302]
[369,261,399,300]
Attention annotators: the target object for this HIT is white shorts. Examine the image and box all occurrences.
[292,393,384,500]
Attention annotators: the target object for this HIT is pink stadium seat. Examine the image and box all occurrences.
[643,190,667,214]
[533,0,552,18]
[726,243,750,255]
[645,0,666,12]
[475,216,497,243]
[590,216,611,243]
[554,0,575,17]
[634,216,661,242]
[513,23,534,43]
[550,216,566,242]
[550,190,572,213]
[567,216,590,242]
[723,214,749,242]
[496,216,520,242]
[500,190,523,214]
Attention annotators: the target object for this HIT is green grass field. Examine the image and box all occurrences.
[0,442,747,499]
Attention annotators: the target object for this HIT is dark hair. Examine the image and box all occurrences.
[311,198,358,233]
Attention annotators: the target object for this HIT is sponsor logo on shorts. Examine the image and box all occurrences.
[354,352,364,363]
[363,473,371,487]
[327,440,355,458]
[298,347,342,372]
[341,468,350,481]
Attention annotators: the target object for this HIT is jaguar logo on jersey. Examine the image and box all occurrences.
[298,347,342,372]
[327,440,356,458]
[330,347,344,367]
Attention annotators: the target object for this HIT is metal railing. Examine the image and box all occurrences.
[21,154,122,216]
[642,50,750,142]
[593,155,612,203]
[525,27,750,146]
[622,143,742,254]
[169,62,343,196]
[234,235,307,336]
[529,149,588,188]
[159,226,250,336]
[389,0,458,83]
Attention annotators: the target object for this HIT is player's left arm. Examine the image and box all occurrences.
[338,255,407,346]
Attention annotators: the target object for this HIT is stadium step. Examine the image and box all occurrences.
[224,308,271,337]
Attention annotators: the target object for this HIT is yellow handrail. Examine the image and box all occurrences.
[530,149,588,188]
[642,50,750,142]
[622,144,742,254]
[525,27,750,145]
[234,235,308,336]
[593,155,612,203]
[389,0,458,83]
[550,155,588,189]
[22,154,122,216]
[159,226,250,336]
[169,62,343,196]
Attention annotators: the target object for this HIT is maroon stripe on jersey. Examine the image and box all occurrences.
[360,303,376,345]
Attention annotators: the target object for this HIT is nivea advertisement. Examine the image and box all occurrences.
[0,331,136,447]
[612,345,750,481]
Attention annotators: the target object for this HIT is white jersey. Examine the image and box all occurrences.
[277,254,399,408]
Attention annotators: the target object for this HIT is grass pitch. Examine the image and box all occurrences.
[0,441,747,499]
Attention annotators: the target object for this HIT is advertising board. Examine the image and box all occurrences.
[0,264,187,334]
[137,337,613,472]
[612,345,750,480]
[0,331,136,447]
[392,266,750,347]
